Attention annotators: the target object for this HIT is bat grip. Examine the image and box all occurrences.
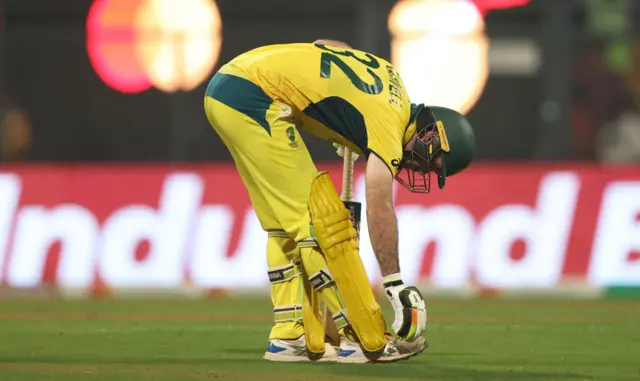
[341,148,355,202]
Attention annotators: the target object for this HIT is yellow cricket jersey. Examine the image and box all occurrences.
[217,43,414,176]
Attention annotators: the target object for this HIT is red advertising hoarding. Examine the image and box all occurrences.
[0,163,638,291]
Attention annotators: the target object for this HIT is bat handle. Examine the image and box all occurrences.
[341,147,355,202]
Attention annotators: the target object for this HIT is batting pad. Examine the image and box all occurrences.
[265,235,305,341]
[308,171,386,353]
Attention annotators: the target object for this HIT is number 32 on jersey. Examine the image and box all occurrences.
[314,44,384,95]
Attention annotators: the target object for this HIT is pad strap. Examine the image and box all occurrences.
[274,305,303,323]
[267,229,289,238]
[308,268,335,292]
[268,263,300,284]
[298,238,318,248]
[332,310,350,330]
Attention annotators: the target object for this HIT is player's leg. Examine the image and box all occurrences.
[265,231,303,341]
[223,154,307,344]
[209,109,352,352]
[203,73,350,352]
[263,230,339,362]
[204,78,337,362]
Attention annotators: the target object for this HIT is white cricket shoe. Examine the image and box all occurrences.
[263,334,338,363]
[337,334,428,364]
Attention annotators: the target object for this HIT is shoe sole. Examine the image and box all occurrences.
[337,339,429,364]
[263,344,339,363]
[263,352,338,363]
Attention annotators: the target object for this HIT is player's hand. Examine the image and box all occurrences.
[333,142,359,161]
[383,279,427,341]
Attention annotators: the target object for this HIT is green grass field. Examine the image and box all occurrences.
[0,297,638,381]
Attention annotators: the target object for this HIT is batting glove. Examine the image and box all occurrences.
[383,275,427,341]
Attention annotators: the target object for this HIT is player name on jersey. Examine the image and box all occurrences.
[386,65,405,107]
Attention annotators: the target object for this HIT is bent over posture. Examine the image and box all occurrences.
[204,40,475,363]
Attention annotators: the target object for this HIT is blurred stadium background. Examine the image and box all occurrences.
[1,0,638,298]
[0,1,639,380]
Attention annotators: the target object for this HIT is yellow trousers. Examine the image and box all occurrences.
[204,70,348,340]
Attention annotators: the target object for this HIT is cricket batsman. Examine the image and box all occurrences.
[204,39,475,363]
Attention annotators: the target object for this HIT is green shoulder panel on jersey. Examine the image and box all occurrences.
[302,97,368,152]
[205,73,273,135]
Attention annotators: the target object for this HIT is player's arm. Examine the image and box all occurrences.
[365,152,400,276]
[366,151,427,341]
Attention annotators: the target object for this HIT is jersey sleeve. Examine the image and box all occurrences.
[365,110,406,177]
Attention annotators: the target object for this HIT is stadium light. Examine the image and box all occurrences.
[87,0,222,94]
[389,0,489,114]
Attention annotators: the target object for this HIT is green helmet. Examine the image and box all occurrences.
[395,104,476,193]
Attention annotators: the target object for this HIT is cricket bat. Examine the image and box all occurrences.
[323,145,362,347]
